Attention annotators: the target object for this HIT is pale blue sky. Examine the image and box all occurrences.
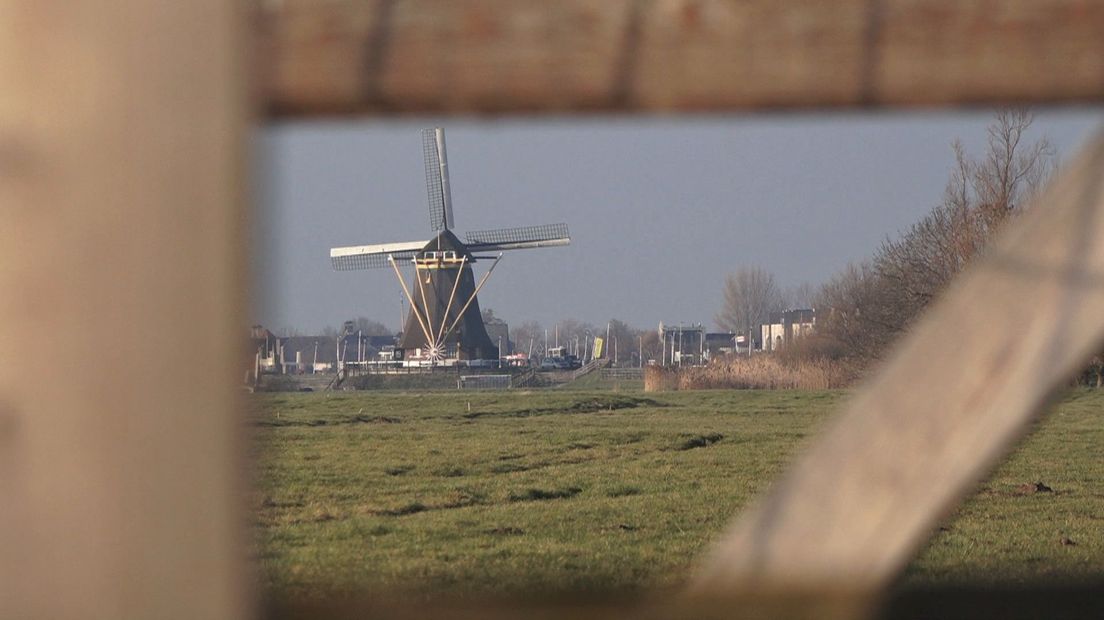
[255,109,1100,334]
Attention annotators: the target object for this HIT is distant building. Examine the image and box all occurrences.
[250,325,280,373]
[248,325,398,375]
[658,323,705,366]
[280,336,339,374]
[704,332,739,358]
[760,308,816,352]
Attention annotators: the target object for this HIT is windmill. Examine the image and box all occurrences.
[330,128,571,364]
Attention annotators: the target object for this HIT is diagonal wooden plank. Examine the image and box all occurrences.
[260,0,1104,116]
[688,130,1104,594]
[0,2,251,618]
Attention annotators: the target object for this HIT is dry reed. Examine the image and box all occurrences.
[646,356,855,391]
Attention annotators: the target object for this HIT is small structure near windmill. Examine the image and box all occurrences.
[760,308,816,352]
[330,128,571,365]
[658,322,705,367]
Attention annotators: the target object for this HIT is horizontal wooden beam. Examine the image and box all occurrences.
[260,0,1104,117]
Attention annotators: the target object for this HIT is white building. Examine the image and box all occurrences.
[760,308,816,352]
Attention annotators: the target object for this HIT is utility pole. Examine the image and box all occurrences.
[677,325,683,367]
[747,322,753,358]
[699,323,704,362]
[606,321,611,359]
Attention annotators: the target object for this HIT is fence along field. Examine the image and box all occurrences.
[254,388,1104,601]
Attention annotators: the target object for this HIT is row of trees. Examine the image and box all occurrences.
[720,110,1059,366]
[267,317,392,339]
[820,109,1056,362]
[318,317,391,339]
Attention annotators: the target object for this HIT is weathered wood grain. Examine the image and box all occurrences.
[688,130,1104,594]
[0,2,251,618]
[260,0,1104,116]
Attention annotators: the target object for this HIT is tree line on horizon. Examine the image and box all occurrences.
[715,109,1104,383]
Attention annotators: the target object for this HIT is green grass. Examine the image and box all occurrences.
[907,388,1104,585]
[253,388,1104,602]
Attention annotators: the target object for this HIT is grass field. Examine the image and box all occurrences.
[253,388,1104,602]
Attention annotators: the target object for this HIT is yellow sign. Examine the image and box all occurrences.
[593,337,604,359]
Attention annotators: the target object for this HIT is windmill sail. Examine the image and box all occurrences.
[330,239,428,270]
[423,128,455,231]
[465,223,571,252]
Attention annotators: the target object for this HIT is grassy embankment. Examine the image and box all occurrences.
[253,388,1104,601]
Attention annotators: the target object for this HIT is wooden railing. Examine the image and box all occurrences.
[601,367,644,380]
[511,367,541,388]
[571,358,609,381]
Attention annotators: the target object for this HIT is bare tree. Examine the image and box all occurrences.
[346,317,391,336]
[544,318,597,357]
[815,262,896,362]
[511,320,543,355]
[872,109,1057,340]
[808,110,1057,367]
[716,266,784,353]
[973,108,1056,226]
[783,282,817,309]
[605,318,636,363]
[639,329,663,366]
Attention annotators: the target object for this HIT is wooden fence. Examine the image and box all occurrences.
[602,367,644,380]
[4,1,1104,618]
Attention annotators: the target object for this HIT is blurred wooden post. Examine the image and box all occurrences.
[0,2,251,618]
[689,132,1104,595]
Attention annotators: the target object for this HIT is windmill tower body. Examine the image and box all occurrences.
[399,230,497,359]
[330,129,570,363]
